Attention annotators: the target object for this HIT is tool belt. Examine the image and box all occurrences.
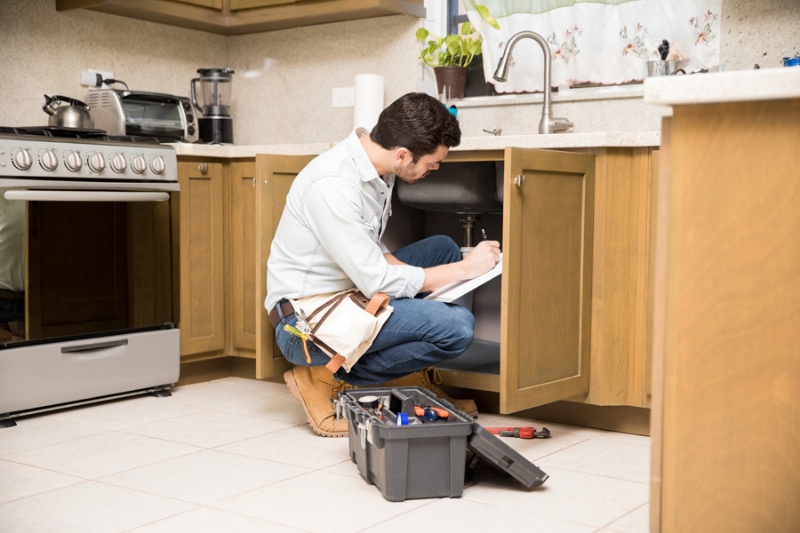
[271,289,392,374]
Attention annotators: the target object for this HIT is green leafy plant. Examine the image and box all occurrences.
[416,5,499,68]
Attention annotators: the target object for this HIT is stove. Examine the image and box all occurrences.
[0,126,178,191]
[0,125,180,426]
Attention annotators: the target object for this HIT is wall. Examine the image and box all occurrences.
[1,0,797,145]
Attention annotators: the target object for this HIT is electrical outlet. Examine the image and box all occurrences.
[332,87,354,108]
[81,69,114,87]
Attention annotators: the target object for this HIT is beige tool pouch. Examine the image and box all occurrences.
[291,289,392,373]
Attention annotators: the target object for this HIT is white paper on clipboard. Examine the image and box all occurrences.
[425,254,503,303]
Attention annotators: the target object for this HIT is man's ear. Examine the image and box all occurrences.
[394,147,411,165]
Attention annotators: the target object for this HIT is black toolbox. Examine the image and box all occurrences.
[339,386,548,502]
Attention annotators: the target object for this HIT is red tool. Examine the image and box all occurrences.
[486,426,551,439]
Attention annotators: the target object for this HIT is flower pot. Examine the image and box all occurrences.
[434,66,468,100]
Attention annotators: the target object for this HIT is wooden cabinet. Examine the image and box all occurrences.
[228,160,257,355]
[177,158,257,364]
[56,0,425,35]
[177,160,225,357]
[253,149,601,414]
[650,101,800,532]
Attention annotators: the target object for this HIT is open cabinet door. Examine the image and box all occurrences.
[254,153,314,379]
[500,147,595,413]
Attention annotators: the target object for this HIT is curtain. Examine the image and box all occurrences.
[465,0,722,93]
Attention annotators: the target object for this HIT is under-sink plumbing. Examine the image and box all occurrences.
[493,31,574,134]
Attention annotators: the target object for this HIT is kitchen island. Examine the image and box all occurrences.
[645,67,800,533]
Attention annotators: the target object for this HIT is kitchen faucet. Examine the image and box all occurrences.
[493,31,574,134]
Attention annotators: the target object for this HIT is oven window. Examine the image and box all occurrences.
[1,196,175,347]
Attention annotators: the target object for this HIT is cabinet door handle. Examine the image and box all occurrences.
[514,174,526,188]
[199,162,208,174]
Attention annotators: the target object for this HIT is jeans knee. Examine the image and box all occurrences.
[447,305,475,351]
[430,235,462,262]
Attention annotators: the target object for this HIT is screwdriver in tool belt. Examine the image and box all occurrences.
[486,426,551,439]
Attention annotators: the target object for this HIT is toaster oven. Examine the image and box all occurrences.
[86,89,198,143]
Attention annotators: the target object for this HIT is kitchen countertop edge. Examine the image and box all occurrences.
[170,131,661,159]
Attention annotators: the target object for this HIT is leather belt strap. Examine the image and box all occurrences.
[268,300,295,328]
[0,289,24,301]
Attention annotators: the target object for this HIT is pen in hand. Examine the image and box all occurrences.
[481,229,488,241]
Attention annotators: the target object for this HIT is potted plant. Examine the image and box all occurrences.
[416,5,499,99]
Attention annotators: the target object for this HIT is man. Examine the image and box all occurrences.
[266,92,501,437]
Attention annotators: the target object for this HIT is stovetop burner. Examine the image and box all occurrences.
[0,126,161,144]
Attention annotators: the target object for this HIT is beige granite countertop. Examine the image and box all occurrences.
[170,131,661,159]
[644,67,800,106]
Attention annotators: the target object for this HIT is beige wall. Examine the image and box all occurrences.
[1,0,797,145]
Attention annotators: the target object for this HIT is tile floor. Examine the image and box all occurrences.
[0,377,650,532]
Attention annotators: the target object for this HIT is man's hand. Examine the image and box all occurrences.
[419,239,501,294]
[461,240,501,279]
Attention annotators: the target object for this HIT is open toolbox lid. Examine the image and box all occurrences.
[467,423,549,489]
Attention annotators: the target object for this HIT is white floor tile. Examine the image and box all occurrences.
[0,481,195,533]
[214,470,429,533]
[361,497,597,533]
[3,431,199,479]
[168,379,282,409]
[535,436,650,483]
[99,449,309,505]
[43,394,202,430]
[0,460,83,504]
[463,465,649,528]
[599,502,650,533]
[122,409,295,448]
[218,391,308,425]
[0,416,106,455]
[130,506,305,532]
[218,425,351,469]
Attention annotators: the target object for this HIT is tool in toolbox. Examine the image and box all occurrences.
[486,426,551,439]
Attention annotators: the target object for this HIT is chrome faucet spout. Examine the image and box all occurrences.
[493,30,573,134]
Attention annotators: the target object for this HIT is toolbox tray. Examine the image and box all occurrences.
[340,386,548,501]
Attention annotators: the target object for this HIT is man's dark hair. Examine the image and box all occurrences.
[370,92,461,162]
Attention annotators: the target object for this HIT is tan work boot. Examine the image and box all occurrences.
[377,367,478,418]
[284,366,350,437]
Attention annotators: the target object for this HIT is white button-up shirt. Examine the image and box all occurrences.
[265,131,425,311]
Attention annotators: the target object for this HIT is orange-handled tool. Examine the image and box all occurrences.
[485,426,551,439]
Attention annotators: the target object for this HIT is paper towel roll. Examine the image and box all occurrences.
[353,74,385,131]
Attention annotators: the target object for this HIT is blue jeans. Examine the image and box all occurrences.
[272,235,474,385]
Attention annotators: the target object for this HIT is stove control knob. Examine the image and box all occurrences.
[12,148,33,170]
[64,150,83,172]
[150,155,166,175]
[39,149,59,171]
[110,153,127,174]
[132,154,147,174]
[87,152,105,173]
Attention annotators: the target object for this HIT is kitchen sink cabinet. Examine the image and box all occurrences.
[254,148,606,415]
[176,158,257,364]
[56,0,425,35]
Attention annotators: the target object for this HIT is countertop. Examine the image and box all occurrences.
[644,67,800,106]
[170,131,661,159]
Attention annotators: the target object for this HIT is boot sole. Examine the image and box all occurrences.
[284,369,348,438]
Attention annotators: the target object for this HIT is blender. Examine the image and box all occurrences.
[191,68,235,144]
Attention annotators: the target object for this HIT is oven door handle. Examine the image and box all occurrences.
[3,190,170,202]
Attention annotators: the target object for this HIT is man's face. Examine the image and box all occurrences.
[394,145,449,184]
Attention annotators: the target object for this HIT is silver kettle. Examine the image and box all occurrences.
[42,95,94,129]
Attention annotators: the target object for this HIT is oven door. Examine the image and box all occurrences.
[0,187,179,419]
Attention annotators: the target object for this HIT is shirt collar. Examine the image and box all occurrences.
[345,129,387,184]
